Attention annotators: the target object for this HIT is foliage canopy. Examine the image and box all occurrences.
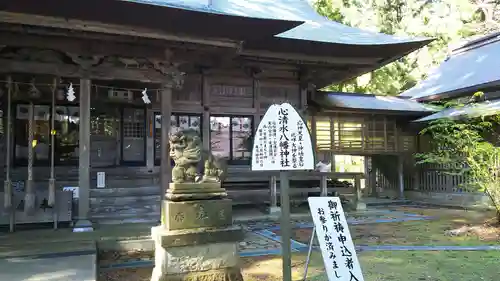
[313,0,500,95]
[415,94,500,221]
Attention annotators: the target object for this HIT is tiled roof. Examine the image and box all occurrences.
[128,0,429,45]
[414,99,500,122]
[315,92,440,113]
[400,33,500,101]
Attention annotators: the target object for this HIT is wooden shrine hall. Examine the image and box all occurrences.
[0,0,432,229]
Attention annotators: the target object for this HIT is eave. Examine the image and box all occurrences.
[0,0,302,43]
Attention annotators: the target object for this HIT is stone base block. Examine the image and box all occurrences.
[162,199,232,230]
[150,226,243,281]
[152,225,243,247]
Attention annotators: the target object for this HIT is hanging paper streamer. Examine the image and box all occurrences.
[142,88,151,104]
[67,83,76,102]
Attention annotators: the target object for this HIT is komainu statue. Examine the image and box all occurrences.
[169,129,226,183]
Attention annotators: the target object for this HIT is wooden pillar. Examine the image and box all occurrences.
[24,102,35,215]
[160,84,173,198]
[49,78,58,229]
[363,156,370,196]
[369,157,378,197]
[202,74,210,151]
[310,115,317,152]
[146,109,155,171]
[354,175,366,210]
[268,175,280,215]
[253,77,261,131]
[397,155,405,199]
[4,76,14,232]
[320,174,328,196]
[74,77,93,232]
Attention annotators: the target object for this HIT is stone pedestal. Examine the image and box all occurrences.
[151,183,244,281]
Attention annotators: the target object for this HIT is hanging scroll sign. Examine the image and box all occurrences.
[251,103,314,281]
[308,197,365,281]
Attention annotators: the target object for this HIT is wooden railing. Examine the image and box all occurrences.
[223,170,365,209]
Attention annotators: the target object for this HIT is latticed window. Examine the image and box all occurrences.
[14,104,79,166]
[122,108,146,163]
[210,115,253,164]
[315,117,331,150]
[91,108,118,137]
[123,108,145,138]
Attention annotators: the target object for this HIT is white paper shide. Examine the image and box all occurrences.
[308,197,364,281]
[251,103,314,171]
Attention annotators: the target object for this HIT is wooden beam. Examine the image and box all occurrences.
[0,31,168,60]
[0,12,241,49]
[240,50,382,65]
[0,58,167,82]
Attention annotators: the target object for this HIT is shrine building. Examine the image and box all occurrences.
[0,0,435,228]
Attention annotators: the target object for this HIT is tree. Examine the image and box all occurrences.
[313,0,500,95]
[415,94,500,222]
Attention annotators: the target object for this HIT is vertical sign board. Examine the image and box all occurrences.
[97,172,106,188]
[251,103,315,281]
[308,197,364,281]
[251,103,314,171]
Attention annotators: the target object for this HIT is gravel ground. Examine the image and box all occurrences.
[99,267,152,281]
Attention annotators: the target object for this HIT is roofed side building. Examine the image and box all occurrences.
[397,32,500,209]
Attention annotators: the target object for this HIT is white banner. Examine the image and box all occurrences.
[308,197,364,281]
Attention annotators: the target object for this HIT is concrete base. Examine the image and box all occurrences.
[0,253,96,281]
[73,219,94,233]
[355,201,367,211]
[150,226,243,281]
[404,190,494,210]
[267,206,281,217]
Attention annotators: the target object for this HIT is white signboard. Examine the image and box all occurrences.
[251,103,314,171]
[308,197,364,281]
[63,186,79,199]
[97,172,106,188]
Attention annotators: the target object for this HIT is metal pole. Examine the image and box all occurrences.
[50,78,58,229]
[280,171,292,281]
[302,226,316,281]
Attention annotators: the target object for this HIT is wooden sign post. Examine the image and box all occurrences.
[307,197,365,281]
[251,103,314,281]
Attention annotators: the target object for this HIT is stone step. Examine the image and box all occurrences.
[92,212,160,225]
[90,201,160,218]
[90,195,160,207]
[90,186,160,198]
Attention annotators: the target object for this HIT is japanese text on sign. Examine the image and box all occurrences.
[251,103,314,171]
[308,197,364,281]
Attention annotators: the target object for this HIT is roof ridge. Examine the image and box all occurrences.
[451,31,500,56]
